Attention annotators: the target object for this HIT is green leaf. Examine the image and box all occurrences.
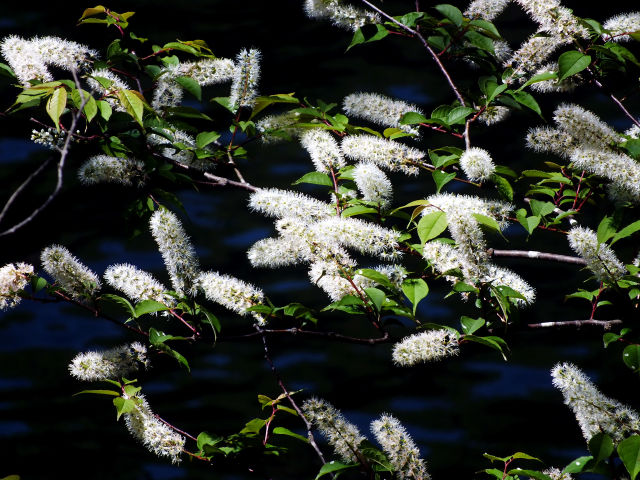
[623,345,640,372]
[460,316,485,335]
[453,282,478,293]
[518,72,558,90]
[73,389,120,396]
[341,205,379,217]
[506,470,551,480]
[100,294,135,317]
[272,426,309,443]
[402,278,429,315]
[507,90,541,116]
[446,106,474,125]
[434,4,463,26]
[417,211,448,244]
[469,19,501,38]
[240,418,266,435]
[516,209,540,235]
[315,461,358,479]
[196,131,221,149]
[292,171,333,187]
[603,330,627,347]
[355,269,394,289]
[618,435,640,480]
[511,452,542,461]
[197,431,223,450]
[400,111,429,125]
[71,89,97,122]
[134,299,170,317]
[79,5,106,20]
[529,199,554,217]
[97,100,112,121]
[113,397,136,420]
[557,51,591,82]
[364,287,386,311]
[597,216,617,244]
[46,87,67,131]
[162,41,198,55]
[464,30,494,53]
[432,170,456,193]
[611,220,640,245]
[463,335,509,360]
[589,433,614,465]
[563,455,594,474]
[31,276,48,293]
[478,76,507,104]
[175,76,202,101]
[492,174,513,201]
[117,89,145,127]
[472,213,501,232]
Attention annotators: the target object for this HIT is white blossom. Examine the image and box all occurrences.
[197,271,265,324]
[304,0,380,31]
[543,468,573,480]
[506,35,567,76]
[570,148,640,200]
[353,162,393,209]
[0,262,33,310]
[149,209,200,296]
[528,63,580,93]
[104,263,174,306]
[78,155,146,186]
[0,35,96,87]
[459,147,496,182]
[526,126,576,157]
[41,245,101,300]
[567,226,626,283]
[554,104,623,149]
[87,68,130,111]
[123,393,185,464]
[302,397,366,462]
[371,414,430,480]
[478,105,510,125]
[257,111,305,142]
[229,48,260,111]
[343,92,423,136]
[341,135,426,175]
[69,342,149,381]
[392,329,460,366]
[248,188,333,221]
[551,362,640,444]
[300,129,346,173]
[464,0,510,21]
[603,12,640,42]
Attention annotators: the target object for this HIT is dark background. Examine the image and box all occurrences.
[1,1,639,479]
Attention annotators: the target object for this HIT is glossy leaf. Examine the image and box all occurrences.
[402,278,429,315]
[557,51,591,82]
[315,461,357,479]
[46,87,67,131]
[623,344,640,372]
[292,172,333,187]
[417,211,448,244]
[460,316,485,335]
[273,427,309,443]
[117,89,145,127]
[618,435,640,480]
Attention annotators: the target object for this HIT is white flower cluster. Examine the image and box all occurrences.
[197,271,265,324]
[300,129,346,173]
[0,35,96,87]
[41,245,101,301]
[123,393,185,464]
[529,63,579,93]
[31,127,65,150]
[256,111,305,142]
[0,262,33,310]
[478,105,510,126]
[152,58,235,110]
[459,147,496,182]
[303,398,430,479]
[603,12,640,42]
[248,189,401,300]
[567,226,626,284]
[303,0,380,31]
[104,263,174,306]
[87,68,130,112]
[551,362,640,444]
[353,162,393,209]
[302,397,366,462]
[341,135,426,176]
[371,414,430,480]
[422,194,535,305]
[229,48,261,112]
[543,468,574,480]
[343,92,423,136]
[507,35,566,77]
[149,209,200,296]
[392,329,460,366]
[464,0,510,21]
[527,104,640,201]
[78,155,146,187]
[68,342,149,381]
[147,128,214,171]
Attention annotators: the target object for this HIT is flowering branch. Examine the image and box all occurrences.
[488,248,587,265]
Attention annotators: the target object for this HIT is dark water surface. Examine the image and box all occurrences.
[1,1,639,479]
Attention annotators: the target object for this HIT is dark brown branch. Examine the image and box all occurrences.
[488,249,587,265]
[224,328,391,345]
[527,319,622,329]
[257,327,328,467]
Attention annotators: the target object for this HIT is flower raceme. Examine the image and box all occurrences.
[77,155,146,186]
[229,48,261,112]
[40,245,101,301]
[303,0,380,31]
[392,329,460,366]
[300,129,346,173]
[551,362,640,445]
[196,271,265,324]
[458,147,496,182]
[567,226,626,284]
[0,35,96,87]
[352,162,393,210]
[340,135,426,176]
[342,92,423,136]
[0,262,33,310]
[68,342,150,382]
[104,263,175,307]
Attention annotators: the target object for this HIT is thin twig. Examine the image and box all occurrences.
[527,319,622,329]
[359,0,465,106]
[224,328,391,345]
[0,156,52,224]
[488,249,587,265]
[590,75,640,128]
[154,414,198,442]
[0,69,89,236]
[257,327,328,466]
